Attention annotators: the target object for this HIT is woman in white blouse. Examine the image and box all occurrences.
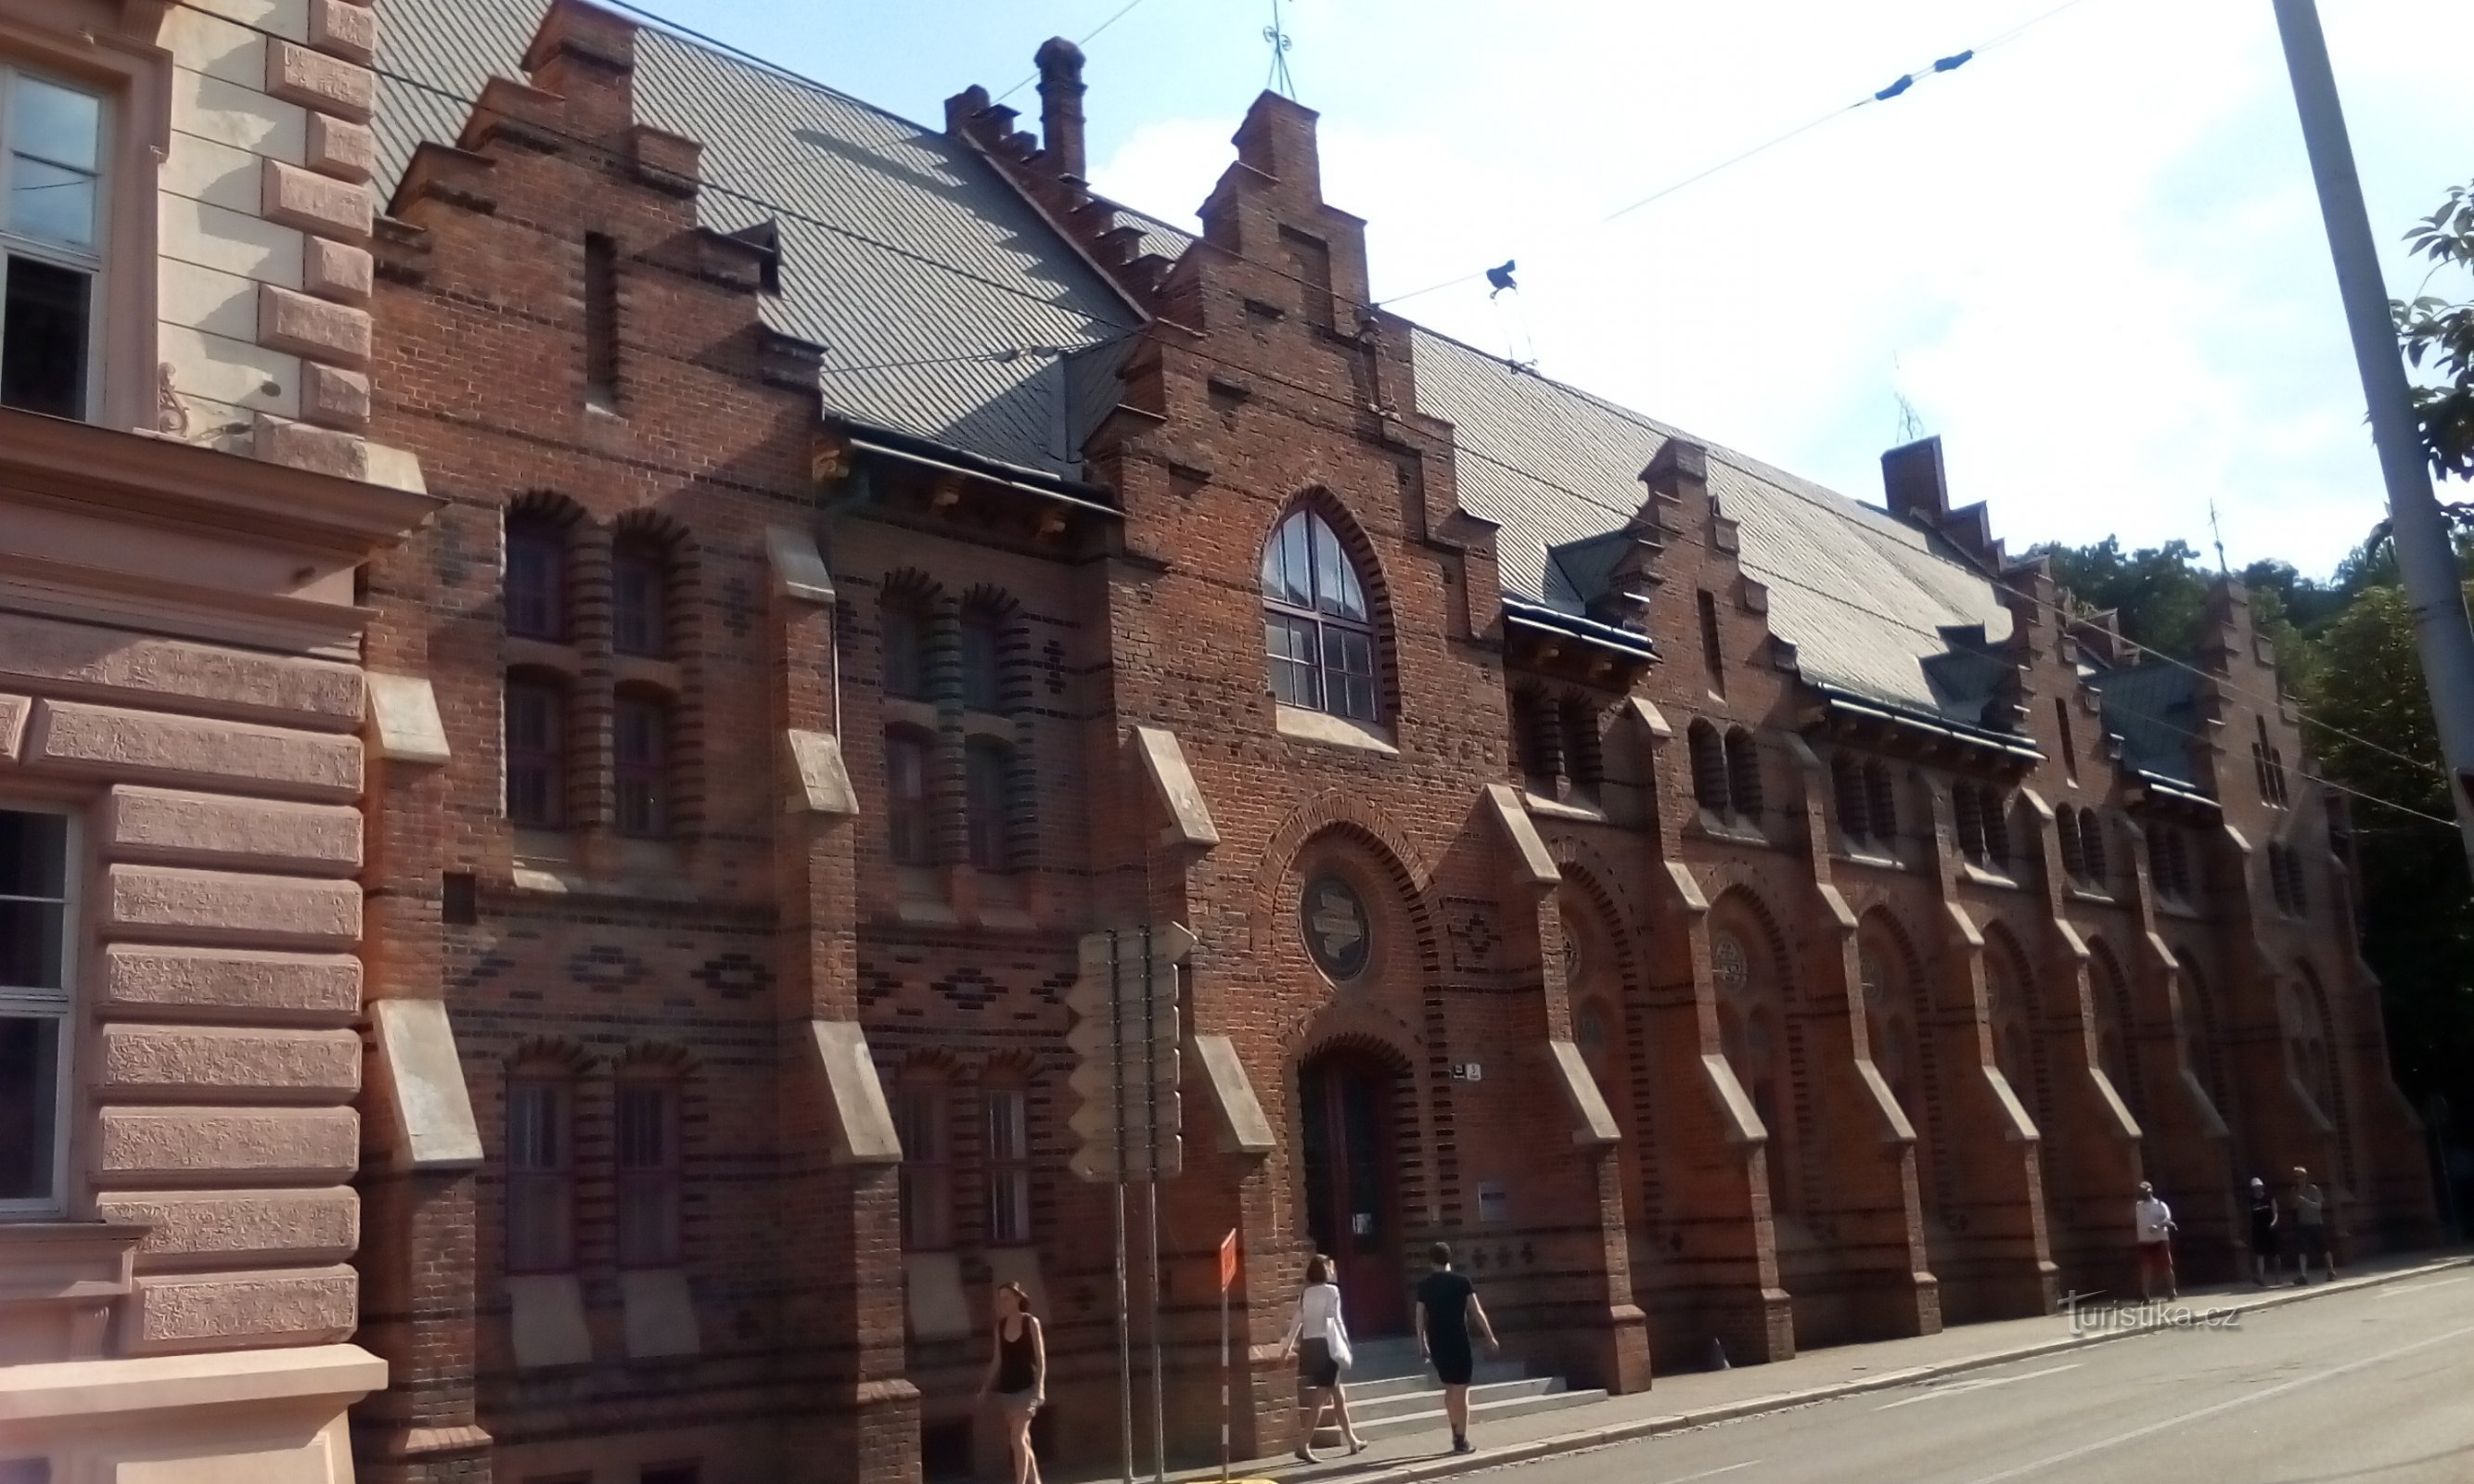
[1278,1254,1365,1461]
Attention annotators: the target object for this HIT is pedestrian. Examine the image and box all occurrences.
[2248,1176,2281,1287]
[1278,1254,1365,1462]
[1414,1242,1501,1455]
[2291,1166,2338,1284]
[976,1282,1045,1484]
[2133,1181,2177,1302]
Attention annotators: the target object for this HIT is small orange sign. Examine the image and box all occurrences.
[1219,1229,1238,1293]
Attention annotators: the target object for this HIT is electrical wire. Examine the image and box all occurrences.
[992,0,1160,106]
[205,0,2451,830]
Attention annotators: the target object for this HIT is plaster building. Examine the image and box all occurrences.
[337,1,2440,1480]
[0,0,442,1475]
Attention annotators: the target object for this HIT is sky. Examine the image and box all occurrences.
[641,0,2474,579]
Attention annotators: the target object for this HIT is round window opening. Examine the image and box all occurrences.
[1301,874,1372,981]
[1712,933,1750,995]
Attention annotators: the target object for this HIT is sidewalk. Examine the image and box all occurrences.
[1123,1247,2474,1484]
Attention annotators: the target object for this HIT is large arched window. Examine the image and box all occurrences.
[1262,506,1378,723]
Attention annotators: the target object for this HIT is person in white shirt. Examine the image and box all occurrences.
[2133,1182,2177,1301]
[1277,1254,1365,1462]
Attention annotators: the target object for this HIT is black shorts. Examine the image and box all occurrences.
[1429,1339,1474,1388]
[2297,1225,2328,1259]
[1296,1337,1340,1388]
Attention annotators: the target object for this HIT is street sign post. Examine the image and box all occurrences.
[1066,925,1196,1484]
[1219,1228,1238,1483]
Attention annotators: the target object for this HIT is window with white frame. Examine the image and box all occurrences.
[2,67,103,420]
[0,805,71,1215]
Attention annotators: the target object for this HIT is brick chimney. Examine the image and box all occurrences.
[1035,36,1086,181]
[1880,435,1949,524]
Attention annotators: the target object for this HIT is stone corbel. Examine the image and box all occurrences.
[765,524,834,604]
[366,673,451,764]
[1481,783,1559,889]
[1699,1053,1767,1145]
[783,730,858,816]
[805,1020,902,1165]
[1546,1040,1621,1146]
[369,998,483,1171]
[1129,724,1219,850]
[1188,1033,1274,1156]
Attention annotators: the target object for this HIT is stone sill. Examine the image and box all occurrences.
[1959,862,2026,890]
[2065,886,2121,907]
[1688,811,1770,849]
[1274,704,1398,756]
[0,1342,384,1421]
[1834,844,1904,871]
[1522,792,1606,824]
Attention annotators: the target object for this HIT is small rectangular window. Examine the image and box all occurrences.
[583,233,618,406]
[611,544,666,657]
[505,680,566,827]
[1698,590,1725,693]
[886,730,933,865]
[1265,612,1321,710]
[960,615,1004,712]
[503,524,566,640]
[0,805,72,1215]
[985,1086,1032,1246]
[616,1081,681,1267]
[897,1082,951,1250]
[881,608,927,699]
[613,694,669,838]
[506,1078,573,1272]
[965,740,1009,872]
[2054,697,2078,781]
[1,69,105,422]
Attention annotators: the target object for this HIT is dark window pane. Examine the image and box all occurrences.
[965,741,1008,872]
[583,233,618,405]
[13,75,102,171]
[960,618,1003,711]
[882,608,926,698]
[0,807,67,899]
[505,682,565,827]
[611,547,665,656]
[0,1014,61,1201]
[1266,615,1319,709]
[504,527,564,639]
[886,732,932,865]
[8,157,95,249]
[613,696,668,838]
[0,902,64,992]
[1,255,89,419]
[506,1079,571,1272]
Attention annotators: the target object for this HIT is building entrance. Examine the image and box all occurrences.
[1299,1049,1408,1335]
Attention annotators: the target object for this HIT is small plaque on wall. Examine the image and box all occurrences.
[1478,1182,1508,1225]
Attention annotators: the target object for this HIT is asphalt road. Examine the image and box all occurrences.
[1462,1273,2474,1484]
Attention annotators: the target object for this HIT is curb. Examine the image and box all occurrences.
[1242,1253,2474,1484]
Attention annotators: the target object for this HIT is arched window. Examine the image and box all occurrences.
[506,1068,575,1273]
[1574,997,1617,1098]
[1724,727,1763,818]
[964,737,1011,872]
[610,531,668,658]
[1560,697,1603,797]
[1834,754,1870,841]
[1261,506,1378,723]
[615,1067,682,1267]
[1865,763,1898,848]
[612,688,671,838]
[1513,688,1558,792]
[504,511,568,640]
[1688,720,1728,812]
[504,671,568,828]
[2079,810,2107,886]
[885,727,934,866]
[2057,806,2086,879]
[960,609,1006,713]
[896,1072,953,1251]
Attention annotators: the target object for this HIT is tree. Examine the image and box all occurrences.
[2032,537,2212,656]
[2394,178,2474,480]
[2300,583,2474,1140]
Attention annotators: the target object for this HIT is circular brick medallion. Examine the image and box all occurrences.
[1301,874,1371,981]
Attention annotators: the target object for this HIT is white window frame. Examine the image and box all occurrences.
[0,800,77,1220]
[0,61,109,423]
[983,1084,1031,1247]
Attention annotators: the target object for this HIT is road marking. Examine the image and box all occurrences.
[2375,1275,2468,1298]
[1959,1319,2474,1482]
[1874,1363,2080,1411]
[1660,1463,1762,1483]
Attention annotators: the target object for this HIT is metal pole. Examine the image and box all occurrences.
[2272,0,2474,877]
[1110,932,1133,1484]
[1219,1251,1231,1484]
[1144,926,1167,1484]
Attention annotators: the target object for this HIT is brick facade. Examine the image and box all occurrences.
[350,6,2439,1480]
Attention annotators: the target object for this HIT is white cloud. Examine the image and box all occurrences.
[1088,0,2474,577]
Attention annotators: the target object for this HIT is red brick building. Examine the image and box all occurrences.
[350,3,2439,1479]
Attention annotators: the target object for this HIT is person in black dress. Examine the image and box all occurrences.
[977,1282,1045,1484]
[1413,1243,1500,1454]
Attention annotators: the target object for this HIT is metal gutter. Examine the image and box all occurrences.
[1501,596,1659,663]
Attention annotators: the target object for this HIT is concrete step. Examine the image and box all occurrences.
[1345,1375,1559,1424]
[1334,1362,1525,1402]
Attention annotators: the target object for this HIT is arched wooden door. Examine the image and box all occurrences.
[1298,1049,1409,1335]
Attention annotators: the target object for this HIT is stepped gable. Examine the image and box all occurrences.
[1405,326,2019,731]
[375,0,1136,478]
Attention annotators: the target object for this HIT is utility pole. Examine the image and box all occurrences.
[2272,0,2474,879]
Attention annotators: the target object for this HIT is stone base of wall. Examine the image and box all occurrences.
[0,1342,382,1482]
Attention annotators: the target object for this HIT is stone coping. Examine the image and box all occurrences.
[0,1342,385,1421]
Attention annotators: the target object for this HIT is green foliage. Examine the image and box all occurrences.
[2393,179,2474,480]
[2295,584,2474,1128]
[2032,537,2212,656]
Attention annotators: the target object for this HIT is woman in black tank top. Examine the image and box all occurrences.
[979,1283,1045,1484]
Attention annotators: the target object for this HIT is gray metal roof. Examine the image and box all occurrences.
[1408,327,2016,724]
[376,0,1140,479]
[2085,661,2203,789]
